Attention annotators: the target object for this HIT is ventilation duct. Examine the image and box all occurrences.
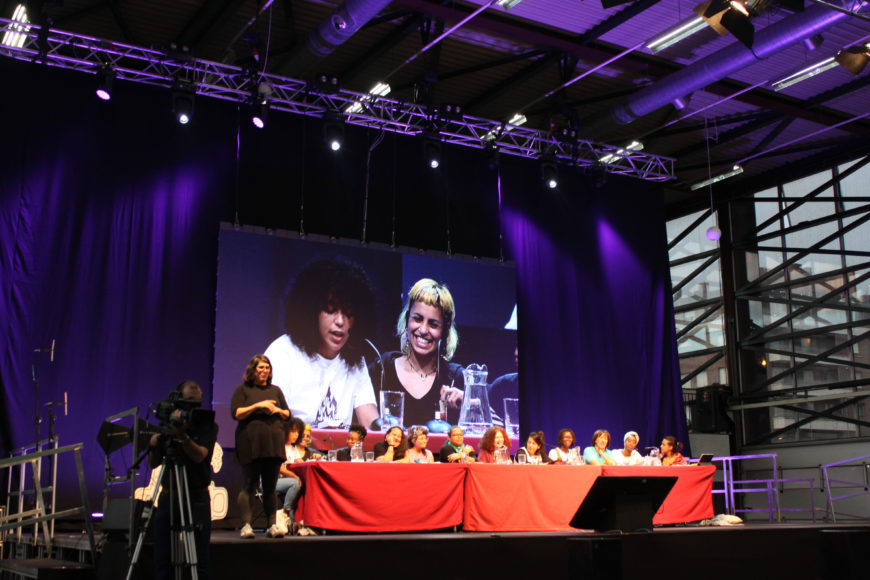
[604,3,866,128]
[278,0,394,76]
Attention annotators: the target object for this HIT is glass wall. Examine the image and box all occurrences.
[670,156,870,446]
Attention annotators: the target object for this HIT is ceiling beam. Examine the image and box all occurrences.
[392,0,870,136]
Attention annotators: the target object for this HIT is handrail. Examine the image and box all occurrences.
[0,443,96,562]
[820,453,870,523]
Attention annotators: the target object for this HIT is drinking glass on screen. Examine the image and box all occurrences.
[503,398,520,439]
[379,391,405,429]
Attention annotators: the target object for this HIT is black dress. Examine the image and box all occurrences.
[368,351,465,428]
[230,382,289,465]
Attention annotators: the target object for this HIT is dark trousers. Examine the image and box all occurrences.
[153,488,211,580]
[237,458,282,526]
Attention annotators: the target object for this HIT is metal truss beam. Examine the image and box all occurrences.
[0,19,675,182]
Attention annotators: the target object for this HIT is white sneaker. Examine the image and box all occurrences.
[275,510,290,536]
[239,523,255,539]
[266,523,286,538]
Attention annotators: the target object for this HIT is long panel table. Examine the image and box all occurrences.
[290,462,714,533]
[463,464,716,531]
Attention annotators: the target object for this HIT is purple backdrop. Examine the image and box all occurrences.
[0,58,685,508]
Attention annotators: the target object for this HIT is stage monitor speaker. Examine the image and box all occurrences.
[102,498,146,533]
[569,475,677,532]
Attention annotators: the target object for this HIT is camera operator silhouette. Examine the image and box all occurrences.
[147,380,218,580]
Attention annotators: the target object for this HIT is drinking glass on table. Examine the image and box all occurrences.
[327,450,338,462]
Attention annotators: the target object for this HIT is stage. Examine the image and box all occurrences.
[4,522,869,580]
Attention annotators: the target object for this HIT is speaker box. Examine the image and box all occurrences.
[569,476,677,532]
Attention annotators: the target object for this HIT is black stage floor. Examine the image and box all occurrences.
[8,522,868,580]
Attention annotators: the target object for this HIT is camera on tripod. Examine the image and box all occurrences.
[154,391,206,432]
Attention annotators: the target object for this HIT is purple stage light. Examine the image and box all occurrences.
[252,115,265,129]
[96,88,111,101]
[706,226,722,241]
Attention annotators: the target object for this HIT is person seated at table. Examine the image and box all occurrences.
[335,424,367,461]
[612,430,643,466]
[275,417,306,535]
[300,424,324,460]
[583,429,618,466]
[439,425,476,463]
[548,428,576,463]
[373,426,409,462]
[516,431,552,464]
[406,426,435,463]
[477,426,510,464]
[660,435,688,466]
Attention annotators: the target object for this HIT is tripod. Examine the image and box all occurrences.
[127,451,200,580]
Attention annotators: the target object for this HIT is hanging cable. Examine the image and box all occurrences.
[299,118,306,235]
[391,135,398,248]
[443,151,452,256]
[704,117,722,242]
[362,127,386,243]
[234,104,241,227]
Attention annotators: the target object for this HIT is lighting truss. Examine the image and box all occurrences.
[0,19,675,182]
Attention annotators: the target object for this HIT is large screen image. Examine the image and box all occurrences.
[213,225,517,448]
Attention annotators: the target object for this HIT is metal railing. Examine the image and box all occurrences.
[821,453,870,523]
[0,443,95,561]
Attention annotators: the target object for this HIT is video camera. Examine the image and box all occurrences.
[154,390,213,433]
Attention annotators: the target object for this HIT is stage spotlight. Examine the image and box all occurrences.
[422,132,442,169]
[171,82,195,125]
[309,74,340,95]
[694,0,755,49]
[483,141,499,169]
[835,45,870,76]
[323,113,345,151]
[251,100,269,129]
[95,66,113,101]
[250,82,272,129]
[803,34,824,52]
[540,156,558,189]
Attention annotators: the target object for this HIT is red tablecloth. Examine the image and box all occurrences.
[463,464,716,531]
[290,462,465,532]
[463,464,602,531]
[602,465,716,525]
[290,462,714,532]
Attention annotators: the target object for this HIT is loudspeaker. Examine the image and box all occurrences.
[569,476,677,532]
[102,498,146,533]
[692,384,733,433]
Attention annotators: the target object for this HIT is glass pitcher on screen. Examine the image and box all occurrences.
[457,363,491,436]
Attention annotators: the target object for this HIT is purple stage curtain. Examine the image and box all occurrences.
[501,166,688,455]
[0,62,232,497]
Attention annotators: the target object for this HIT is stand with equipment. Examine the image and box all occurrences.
[126,442,200,580]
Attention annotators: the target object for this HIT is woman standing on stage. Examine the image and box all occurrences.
[369,278,465,429]
[477,426,510,463]
[660,435,688,466]
[373,425,410,462]
[548,428,576,463]
[583,429,618,466]
[231,354,290,539]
